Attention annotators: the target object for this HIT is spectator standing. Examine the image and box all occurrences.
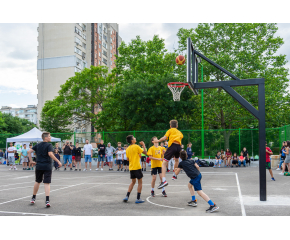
[115,142,124,165]
[62,141,73,171]
[27,132,62,207]
[21,144,29,170]
[279,141,290,176]
[238,152,246,167]
[140,145,147,172]
[54,143,62,154]
[7,142,17,170]
[96,140,106,171]
[116,147,124,171]
[242,147,249,164]
[106,143,115,171]
[27,144,36,170]
[225,148,232,168]
[231,153,239,167]
[83,139,93,171]
[70,142,76,168]
[0,149,3,163]
[277,141,286,170]
[54,149,60,170]
[123,145,129,172]
[265,142,275,181]
[186,143,193,159]
[74,142,82,171]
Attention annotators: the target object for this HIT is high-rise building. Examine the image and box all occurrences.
[37,23,122,132]
[0,105,37,124]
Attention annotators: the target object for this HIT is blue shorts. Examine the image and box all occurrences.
[107,156,113,162]
[63,155,72,165]
[117,160,123,165]
[85,155,92,163]
[189,173,202,191]
[98,155,105,162]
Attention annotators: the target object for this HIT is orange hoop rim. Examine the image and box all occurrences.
[167,82,190,88]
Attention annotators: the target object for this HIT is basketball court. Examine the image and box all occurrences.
[0,162,289,216]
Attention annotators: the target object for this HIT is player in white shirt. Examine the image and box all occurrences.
[83,139,93,171]
[7,142,17,170]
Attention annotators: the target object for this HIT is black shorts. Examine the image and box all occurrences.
[123,160,129,166]
[130,169,143,179]
[117,160,123,165]
[232,160,238,164]
[141,156,147,162]
[151,167,162,175]
[35,169,52,183]
[164,143,182,161]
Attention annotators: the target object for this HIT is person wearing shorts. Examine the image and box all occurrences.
[123,145,129,172]
[175,150,219,213]
[116,147,124,171]
[140,146,147,171]
[28,132,62,207]
[62,141,73,171]
[7,142,17,170]
[123,135,147,204]
[83,139,93,171]
[74,142,82,171]
[105,143,116,171]
[96,139,106,171]
[154,120,183,189]
[21,144,29,170]
[266,142,275,181]
[147,137,167,197]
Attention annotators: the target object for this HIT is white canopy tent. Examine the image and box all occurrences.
[6,128,61,150]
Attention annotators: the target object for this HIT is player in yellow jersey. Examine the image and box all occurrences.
[123,135,148,204]
[147,137,167,197]
[154,120,183,189]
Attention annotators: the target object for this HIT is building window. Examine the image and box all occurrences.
[95,54,97,59]
[95,45,97,50]
[111,61,112,66]
[103,42,107,49]
[110,53,112,58]
[102,58,107,65]
[74,47,82,56]
[99,35,102,41]
[99,60,101,65]
[99,52,101,57]
[99,43,101,49]
[103,50,107,57]
[113,44,115,49]
[110,37,112,43]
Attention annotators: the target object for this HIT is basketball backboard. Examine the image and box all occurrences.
[187,38,198,95]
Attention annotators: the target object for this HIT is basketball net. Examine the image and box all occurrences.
[167,82,188,101]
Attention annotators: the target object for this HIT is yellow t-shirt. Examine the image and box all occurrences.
[165,128,183,147]
[126,144,143,171]
[147,146,163,168]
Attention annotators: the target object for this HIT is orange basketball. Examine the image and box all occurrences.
[176,55,186,65]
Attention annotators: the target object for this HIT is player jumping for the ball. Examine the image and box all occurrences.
[154,119,183,189]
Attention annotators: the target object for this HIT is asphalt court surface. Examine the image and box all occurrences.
[0,161,290,216]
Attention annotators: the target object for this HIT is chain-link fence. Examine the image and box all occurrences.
[0,126,288,157]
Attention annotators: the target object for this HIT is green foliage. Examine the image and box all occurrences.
[40,65,115,133]
[176,23,290,148]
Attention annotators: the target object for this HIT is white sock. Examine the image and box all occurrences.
[162,177,166,182]
[152,188,154,191]
[173,173,176,177]
[162,187,165,191]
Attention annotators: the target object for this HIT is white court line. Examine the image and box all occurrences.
[0,210,67,216]
[15,175,34,179]
[146,193,185,210]
[0,183,84,206]
[235,173,246,216]
[0,181,35,187]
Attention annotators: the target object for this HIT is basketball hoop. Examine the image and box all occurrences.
[167,82,190,101]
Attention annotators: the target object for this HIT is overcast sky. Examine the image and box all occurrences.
[0,23,289,108]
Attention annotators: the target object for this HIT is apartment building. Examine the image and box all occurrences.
[37,23,122,135]
[0,105,37,124]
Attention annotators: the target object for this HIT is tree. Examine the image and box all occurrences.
[40,66,115,133]
[177,23,290,149]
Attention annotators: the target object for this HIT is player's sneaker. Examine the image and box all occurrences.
[30,198,35,204]
[151,191,155,197]
[9,167,13,170]
[162,191,167,197]
[271,177,276,181]
[124,169,126,172]
[101,168,103,171]
[206,203,219,213]
[135,199,145,204]
[83,169,87,171]
[123,196,129,202]
[157,181,168,189]
[276,168,281,171]
[188,200,197,207]
[64,168,66,171]
[172,176,177,180]
[46,201,50,207]
[279,172,284,175]
[167,169,170,172]
[14,167,17,171]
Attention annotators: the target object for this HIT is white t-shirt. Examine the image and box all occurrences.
[123,150,127,160]
[116,150,124,160]
[83,144,93,155]
[7,147,16,157]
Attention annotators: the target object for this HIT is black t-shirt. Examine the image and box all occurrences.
[75,147,82,156]
[178,160,200,179]
[98,144,106,155]
[32,142,54,171]
[63,145,72,155]
[54,146,62,154]
[242,150,248,158]
[215,154,221,159]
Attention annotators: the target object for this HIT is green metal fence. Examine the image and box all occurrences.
[1,125,290,158]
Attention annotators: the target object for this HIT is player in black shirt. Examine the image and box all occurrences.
[27,132,62,207]
[175,150,219,213]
